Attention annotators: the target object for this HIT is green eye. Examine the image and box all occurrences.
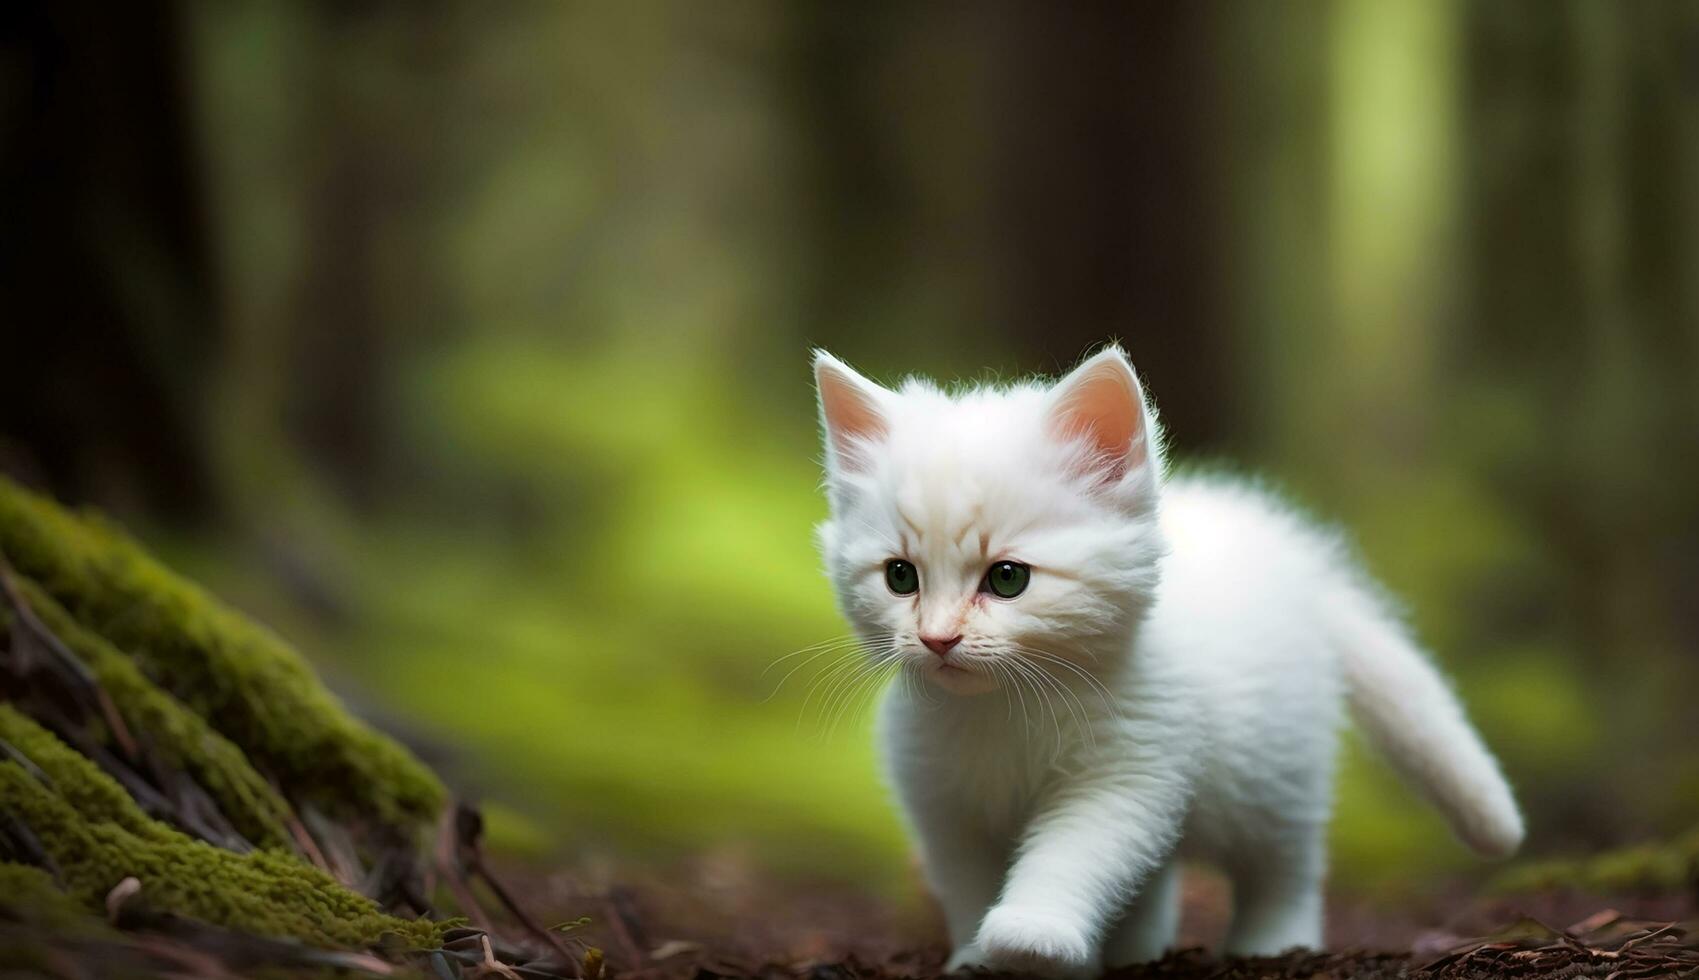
[983,561,1030,599]
[885,560,919,596]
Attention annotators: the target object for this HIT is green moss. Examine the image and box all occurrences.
[0,481,459,955]
[0,475,444,830]
[1492,828,1699,894]
[0,703,170,843]
[3,576,295,850]
[0,707,439,949]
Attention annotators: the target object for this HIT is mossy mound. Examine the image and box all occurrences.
[0,474,452,955]
[0,476,445,831]
[0,706,440,949]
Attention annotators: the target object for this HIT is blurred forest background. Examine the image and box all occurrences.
[1,0,1695,906]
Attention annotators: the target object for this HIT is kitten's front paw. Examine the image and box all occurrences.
[975,905,1095,978]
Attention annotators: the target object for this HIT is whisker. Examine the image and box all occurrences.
[848,660,901,735]
[901,660,936,708]
[825,654,899,738]
[764,634,856,671]
[1008,657,1068,746]
[797,651,870,733]
[818,656,880,736]
[1008,647,1115,753]
[1016,646,1120,716]
[1046,663,1096,751]
[762,639,874,703]
[817,649,900,739]
[1007,643,1117,703]
[997,660,1033,735]
[915,662,942,707]
[762,632,886,679]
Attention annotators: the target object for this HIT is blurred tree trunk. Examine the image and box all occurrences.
[783,1,1236,460]
[280,3,397,513]
[197,1,459,519]
[987,1,1235,456]
[783,1,907,364]
[0,0,217,520]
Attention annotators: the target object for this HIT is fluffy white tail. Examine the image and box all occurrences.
[1327,591,1525,858]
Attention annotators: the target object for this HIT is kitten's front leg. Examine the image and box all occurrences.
[975,768,1188,978]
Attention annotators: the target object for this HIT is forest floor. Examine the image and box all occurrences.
[489,855,1699,980]
[6,853,1695,979]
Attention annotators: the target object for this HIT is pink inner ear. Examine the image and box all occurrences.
[817,362,888,459]
[1048,358,1147,481]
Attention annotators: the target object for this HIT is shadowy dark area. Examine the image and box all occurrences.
[0,0,218,518]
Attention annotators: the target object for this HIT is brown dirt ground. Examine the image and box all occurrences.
[492,855,1698,980]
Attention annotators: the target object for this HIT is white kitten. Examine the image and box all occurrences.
[811,347,1523,977]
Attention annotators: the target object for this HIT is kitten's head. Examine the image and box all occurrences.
[813,346,1168,696]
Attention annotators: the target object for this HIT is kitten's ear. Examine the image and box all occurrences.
[813,350,891,471]
[1045,346,1162,488]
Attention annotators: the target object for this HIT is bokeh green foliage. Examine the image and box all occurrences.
[342,346,908,880]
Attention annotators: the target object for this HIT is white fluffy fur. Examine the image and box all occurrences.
[811,347,1524,977]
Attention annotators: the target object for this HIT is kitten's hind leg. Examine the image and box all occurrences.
[1222,829,1326,956]
[1100,857,1181,967]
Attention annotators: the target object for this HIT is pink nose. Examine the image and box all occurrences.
[921,634,962,657]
